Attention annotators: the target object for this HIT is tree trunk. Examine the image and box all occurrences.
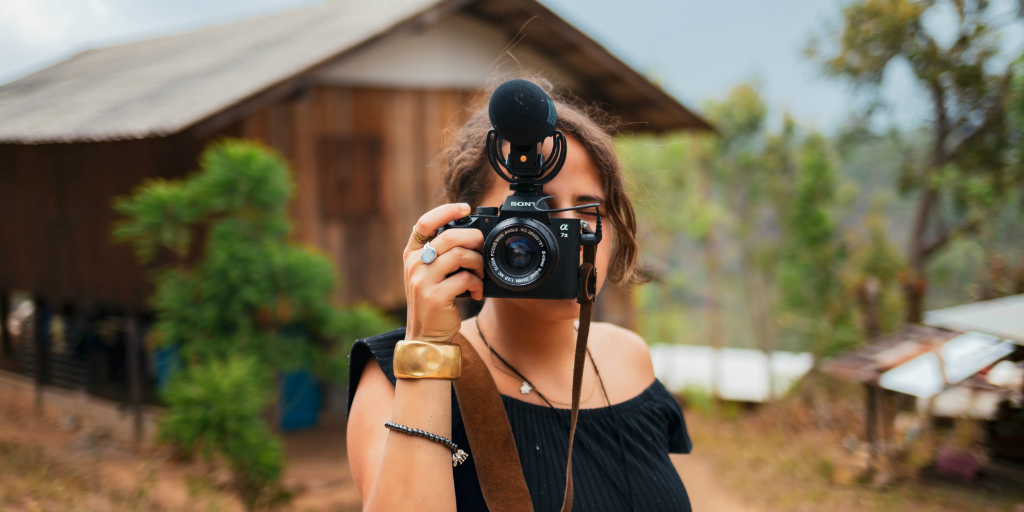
[740,240,775,400]
[1014,238,1024,294]
[705,229,724,406]
[856,277,883,338]
[904,186,938,324]
[700,165,725,406]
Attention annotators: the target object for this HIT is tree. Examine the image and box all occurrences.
[115,139,391,375]
[701,85,779,390]
[810,0,1018,322]
[114,139,392,508]
[777,134,859,357]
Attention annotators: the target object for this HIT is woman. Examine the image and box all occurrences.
[347,81,692,511]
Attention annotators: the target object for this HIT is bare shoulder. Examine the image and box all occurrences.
[589,322,655,400]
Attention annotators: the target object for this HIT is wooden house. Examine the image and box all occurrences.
[0,0,709,419]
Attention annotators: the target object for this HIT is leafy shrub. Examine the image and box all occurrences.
[115,139,395,508]
[159,356,287,509]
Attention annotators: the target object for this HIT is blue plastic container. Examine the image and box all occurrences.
[278,370,320,431]
[152,345,181,393]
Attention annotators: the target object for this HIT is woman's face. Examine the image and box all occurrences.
[476,133,613,321]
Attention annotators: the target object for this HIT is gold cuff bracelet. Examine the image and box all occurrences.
[393,340,461,380]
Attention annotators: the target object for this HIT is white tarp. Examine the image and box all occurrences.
[650,345,814,402]
[879,331,1016,398]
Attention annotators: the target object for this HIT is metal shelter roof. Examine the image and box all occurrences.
[923,294,1024,344]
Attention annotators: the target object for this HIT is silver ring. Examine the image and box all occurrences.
[420,241,437,264]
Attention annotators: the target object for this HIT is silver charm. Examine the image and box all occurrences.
[520,381,533,394]
[420,241,437,264]
[452,449,469,467]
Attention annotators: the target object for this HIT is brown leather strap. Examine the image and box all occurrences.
[454,244,598,512]
[453,333,534,512]
[560,244,597,512]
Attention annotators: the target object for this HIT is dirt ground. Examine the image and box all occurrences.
[683,389,1024,512]
[0,393,362,512]
[4,384,1018,512]
[0,390,758,512]
[673,452,764,512]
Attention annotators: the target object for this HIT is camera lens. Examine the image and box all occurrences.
[503,236,537,271]
[484,217,559,291]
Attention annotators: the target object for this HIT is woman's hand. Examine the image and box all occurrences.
[404,203,484,343]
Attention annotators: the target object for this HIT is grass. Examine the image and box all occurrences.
[684,375,1024,512]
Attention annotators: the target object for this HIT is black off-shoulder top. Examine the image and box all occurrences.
[348,328,693,512]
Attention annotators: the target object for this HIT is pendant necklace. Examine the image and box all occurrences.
[474,317,609,408]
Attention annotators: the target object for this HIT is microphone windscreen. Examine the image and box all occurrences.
[488,79,557,146]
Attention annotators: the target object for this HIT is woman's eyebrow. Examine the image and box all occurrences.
[574,194,605,204]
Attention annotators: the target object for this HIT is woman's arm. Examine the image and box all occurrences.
[348,359,455,510]
[346,359,394,500]
[347,203,483,512]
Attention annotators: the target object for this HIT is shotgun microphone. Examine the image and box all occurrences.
[488,79,558,146]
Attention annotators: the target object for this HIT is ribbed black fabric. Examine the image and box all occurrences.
[348,328,693,512]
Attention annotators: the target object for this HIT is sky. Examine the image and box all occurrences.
[2,0,1023,132]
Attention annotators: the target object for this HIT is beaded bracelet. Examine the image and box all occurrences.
[385,421,469,467]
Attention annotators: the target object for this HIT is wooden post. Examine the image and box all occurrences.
[0,290,11,358]
[880,390,895,445]
[125,315,144,447]
[33,297,51,412]
[865,383,877,445]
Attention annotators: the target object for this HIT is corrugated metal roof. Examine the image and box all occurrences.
[0,0,443,144]
[820,324,956,385]
[924,294,1024,343]
[879,331,1017,398]
[0,0,711,145]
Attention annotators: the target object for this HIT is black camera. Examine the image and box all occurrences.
[437,79,601,300]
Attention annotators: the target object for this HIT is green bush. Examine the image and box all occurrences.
[158,356,288,509]
[115,139,395,509]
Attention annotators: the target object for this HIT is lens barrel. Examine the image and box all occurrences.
[484,217,559,291]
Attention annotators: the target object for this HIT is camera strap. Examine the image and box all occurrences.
[452,244,597,512]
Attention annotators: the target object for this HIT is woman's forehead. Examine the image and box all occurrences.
[544,136,605,200]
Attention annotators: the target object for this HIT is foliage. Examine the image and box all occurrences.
[115,139,394,508]
[776,134,859,357]
[624,84,898,356]
[849,205,907,334]
[809,0,1023,321]
[158,356,289,509]
[115,139,392,380]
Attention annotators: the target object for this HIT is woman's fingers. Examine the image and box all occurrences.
[434,270,484,302]
[408,245,485,288]
[406,203,471,252]
[428,226,484,255]
[432,247,485,280]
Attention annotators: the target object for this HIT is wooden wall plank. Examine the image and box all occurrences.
[288,93,320,247]
[0,136,198,311]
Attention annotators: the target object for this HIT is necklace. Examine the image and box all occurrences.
[474,317,609,408]
[487,348,600,405]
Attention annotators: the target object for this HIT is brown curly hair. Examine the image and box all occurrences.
[442,78,644,288]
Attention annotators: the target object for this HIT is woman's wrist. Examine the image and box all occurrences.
[405,326,456,344]
[391,379,453,434]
